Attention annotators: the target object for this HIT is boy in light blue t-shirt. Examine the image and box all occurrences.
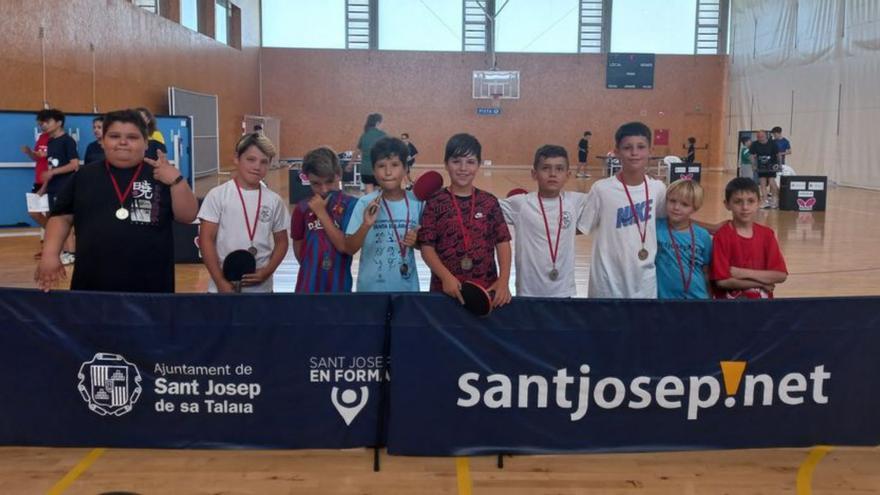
[656,179,712,299]
[345,137,422,292]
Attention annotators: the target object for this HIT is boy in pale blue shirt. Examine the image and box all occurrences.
[345,137,423,292]
[656,179,712,299]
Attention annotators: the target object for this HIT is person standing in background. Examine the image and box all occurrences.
[356,113,386,194]
[576,131,591,178]
[401,132,418,189]
[83,116,105,165]
[136,107,167,160]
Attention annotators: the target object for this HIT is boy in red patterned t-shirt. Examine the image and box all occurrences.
[418,133,512,307]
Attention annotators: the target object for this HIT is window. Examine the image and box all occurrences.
[345,0,373,49]
[495,0,579,53]
[379,0,462,51]
[611,0,698,54]
[216,0,229,44]
[133,0,159,14]
[262,0,346,49]
[463,0,489,52]
[579,0,607,53]
[181,0,199,32]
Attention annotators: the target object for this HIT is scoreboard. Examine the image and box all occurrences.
[606,53,655,89]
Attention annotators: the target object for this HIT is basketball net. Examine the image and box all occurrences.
[491,93,503,109]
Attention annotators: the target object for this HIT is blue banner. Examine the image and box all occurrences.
[388,296,880,455]
[2,289,879,454]
[0,289,389,449]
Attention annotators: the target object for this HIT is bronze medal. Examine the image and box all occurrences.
[321,254,333,271]
[638,248,649,260]
[461,257,473,271]
[549,268,559,280]
[247,246,258,256]
[400,262,410,278]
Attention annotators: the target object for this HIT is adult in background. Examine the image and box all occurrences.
[356,113,386,194]
[749,131,779,209]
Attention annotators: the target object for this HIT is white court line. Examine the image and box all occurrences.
[0,231,41,238]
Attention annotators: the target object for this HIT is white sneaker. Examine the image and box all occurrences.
[60,252,75,265]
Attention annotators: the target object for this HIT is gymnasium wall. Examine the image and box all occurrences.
[728,0,880,189]
[0,0,261,170]
[261,49,728,168]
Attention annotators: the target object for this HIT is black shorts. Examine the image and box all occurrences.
[578,152,587,163]
[757,171,777,179]
[361,174,378,186]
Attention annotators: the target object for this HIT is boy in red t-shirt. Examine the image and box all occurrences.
[21,111,52,257]
[710,177,788,299]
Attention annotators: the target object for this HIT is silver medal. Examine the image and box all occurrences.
[549,268,559,280]
[115,208,129,220]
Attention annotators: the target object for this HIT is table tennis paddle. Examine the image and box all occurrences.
[413,170,444,201]
[460,280,493,318]
[506,188,528,198]
[222,249,256,293]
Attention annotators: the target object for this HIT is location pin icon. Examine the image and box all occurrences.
[331,386,369,426]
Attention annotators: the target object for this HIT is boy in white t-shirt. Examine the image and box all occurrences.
[501,145,590,297]
[580,122,667,298]
[198,133,290,293]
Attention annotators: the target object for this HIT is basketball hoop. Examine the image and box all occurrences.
[491,93,503,109]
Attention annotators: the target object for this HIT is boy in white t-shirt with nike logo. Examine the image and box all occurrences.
[501,145,591,297]
[580,122,667,298]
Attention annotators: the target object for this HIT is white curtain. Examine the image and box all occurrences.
[726,0,880,189]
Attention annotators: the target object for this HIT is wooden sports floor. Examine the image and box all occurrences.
[1,165,878,494]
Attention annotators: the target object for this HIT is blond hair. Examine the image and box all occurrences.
[666,179,704,210]
[235,133,276,160]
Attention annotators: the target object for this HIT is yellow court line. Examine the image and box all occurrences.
[456,457,473,495]
[47,448,106,495]
[796,445,833,495]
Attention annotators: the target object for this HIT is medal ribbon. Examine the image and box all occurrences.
[538,194,563,268]
[105,161,144,209]
[617,173,650,252]
[234,178,262,246]
[667,221,696,293]
[447,188,476,257]
[381,192,411,262]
